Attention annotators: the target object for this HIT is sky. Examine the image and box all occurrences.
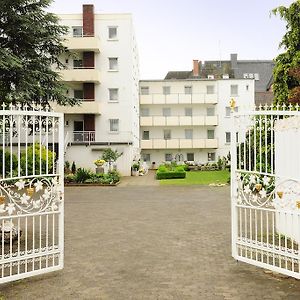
[49,0,295,79]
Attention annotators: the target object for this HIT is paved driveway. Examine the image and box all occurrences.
[1,185,300,299]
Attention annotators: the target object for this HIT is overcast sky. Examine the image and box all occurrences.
[49,0,294,79]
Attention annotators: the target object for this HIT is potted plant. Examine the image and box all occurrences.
[102,148,123,172]
[132,162,140,176]
[94,159,105,174]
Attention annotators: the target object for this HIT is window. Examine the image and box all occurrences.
[165,153,172,161]
[185,107,193,116]
[109,88,118,101]
[73,59,83,69]
[206,85,215,94]
[74,90,83,100]
[246,85,249,91]
[163,107,171,117]
[207,130,215,139]
[163,86,171,95]
[226,132,231,143]
[140,87,149,95]
[230,85,238,96]
[254,73,260,80]
[72,26,83,37]
[108,27,117,39]
[187,153,194,161]
[185,129,193,139]
[164,129,171,140]
[142,153,151,162]
[109,119,119,132]
[207,107,215,116]
[142,131,150,140]
[184,86,192,94]
[208,152,216,162]
[141,108,150,116]
[226,107,239,117]
[109,58,118,71]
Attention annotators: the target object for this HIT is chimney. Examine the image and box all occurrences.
[83,4,94,37]
[193,59,199,77]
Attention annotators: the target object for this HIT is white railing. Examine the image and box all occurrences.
[72,131,95,143]
[140,138,218,149]
[140,115,218,126]
[140,93,218,104]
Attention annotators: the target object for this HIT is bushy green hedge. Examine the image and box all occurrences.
[156,171,186,180]
[156,163,186,180]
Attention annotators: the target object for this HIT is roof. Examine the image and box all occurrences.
[164,71,192,80]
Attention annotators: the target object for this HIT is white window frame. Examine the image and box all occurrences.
[185,129,193,139]
[164,129,171,140]
[142,153,151,162]
[225,132,231,144]
[208,152,216,162]
[230,85,238,96]
[142,131,150,140]
[109,119,119,133]
[165,153,173,162]
[206,85,215,94]
[108,26,118,40]
[72,26,83,37]
[207,129,215,139]
[163,86,171,95]
[185,107,193,116]
[108,57,118,71]
[184,86,192,94]
[108,88,119,102]
[187,153,194,161]
[141,108,150,116]
[207,107,215,116]
[163,107,171,117]
[140,87,149,95]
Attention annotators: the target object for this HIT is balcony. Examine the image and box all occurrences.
[140,116,218,126]
[60,68,101,83]
[68,131,96,145]
[140,93,218,104]
[140,138,218,149]
[51,101,101,115]
[64,36,101,52]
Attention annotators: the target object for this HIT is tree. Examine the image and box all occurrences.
[0,0,77,106]
[272,1,300,105]
[101,148,123,171]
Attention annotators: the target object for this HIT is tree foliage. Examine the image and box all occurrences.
[272,1,300,105]
[0,0,77,106]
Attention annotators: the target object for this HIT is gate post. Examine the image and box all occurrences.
[230,111,238,259]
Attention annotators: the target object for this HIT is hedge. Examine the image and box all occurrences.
[156,171,186,180]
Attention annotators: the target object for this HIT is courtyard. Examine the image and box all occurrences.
[1,182,300,299]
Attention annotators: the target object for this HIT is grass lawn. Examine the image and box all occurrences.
[159,170,230,185]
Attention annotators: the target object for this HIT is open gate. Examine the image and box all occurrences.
[0,104,64,284]
[231,105,300,279]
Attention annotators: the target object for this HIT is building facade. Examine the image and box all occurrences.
[53,5,139,175]
[139,77,255,166]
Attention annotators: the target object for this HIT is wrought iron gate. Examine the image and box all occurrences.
[0,104,64,284]
[231,105,300,279]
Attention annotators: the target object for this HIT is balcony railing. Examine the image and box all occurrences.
[140,93,218,104]
[73,131,95,143]
[140,115,218,126]
[140,138,218,149]
[59,69,101,83]
[51,102,101,115]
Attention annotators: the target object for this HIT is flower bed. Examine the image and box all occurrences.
[64,169,120,186]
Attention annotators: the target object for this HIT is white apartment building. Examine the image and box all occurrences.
[53,5,139,176]
[139,76,255,166]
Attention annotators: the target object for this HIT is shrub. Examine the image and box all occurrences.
[71,161,76,174]
[65,173,75,183]
[0,150,18,176]
[20,144,55,175]
[156,171,186,180]
[74,168,92,183]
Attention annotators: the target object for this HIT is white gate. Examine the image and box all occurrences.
[0,104,64,284]
[231,105,300,279]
